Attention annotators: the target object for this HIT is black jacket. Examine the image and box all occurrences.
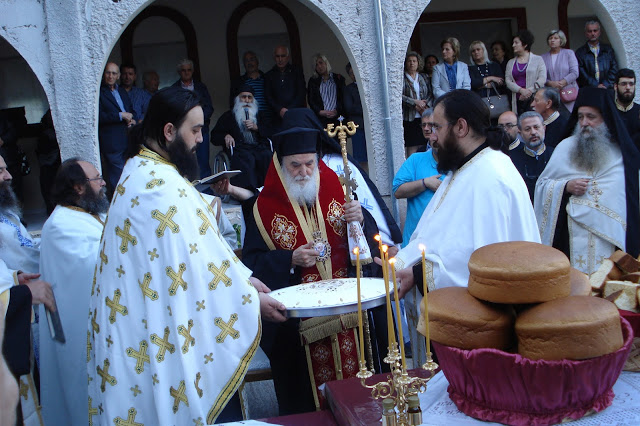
[211,110,273,148]
[307,73,346,126]
[343,82,364,128]
[575,42,618,89]
[264,64,306,118]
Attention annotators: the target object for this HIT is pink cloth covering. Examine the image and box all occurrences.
[433,317,633,426]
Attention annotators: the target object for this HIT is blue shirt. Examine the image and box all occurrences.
[392,149,443,246]
[445,62,458,91]
[110,85,126,120]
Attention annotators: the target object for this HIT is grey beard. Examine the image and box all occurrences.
[0,181,21,219]
[76,186,110,215]
[283,167,319,206]
[233,98,259,144]
[571,122,613,173]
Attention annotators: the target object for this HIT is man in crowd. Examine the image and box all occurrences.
[139,70,160,121]
[498,111,521,150]
[99,62,136,189]
[509,111,554,202]
[87,87,286,424]
[614,68,639,140]
[530,87,569,147]
[230,51,271,124]
[264,46,306,127]
[172,58,214,177]
[0,154,54,424]
[393,109,442,246]
[243,126,383,414]
[575,20,618,89]
[120,64,148,122]
[392,89,539,297]
[535,87,640,273]
[39,158,108,425]
[211,85,273,191]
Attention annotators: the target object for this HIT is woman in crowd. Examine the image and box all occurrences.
[505,29,547,115]
[468,40,506,98]
[541,29,579,112]
[402,51,432,155]
[307,53,345,127]
[490,40,510,75]
[432,37,471,99]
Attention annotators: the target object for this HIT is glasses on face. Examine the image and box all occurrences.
[87,176,104,182]
[497,123,517,130]
[425,121,454,133]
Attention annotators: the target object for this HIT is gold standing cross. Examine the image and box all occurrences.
[151,206,180,237]
[178,319,195,354]
[170,380,189,413]
[325,117,359,202]
[150,326,176,362]
[115,219,137,254]
[105,289,128,324]
[166,263,188,295]
[96,358,117,392]
[214,314,239,343]
[138,272,158,301]
[207,260,232,290]
[126,340,150,374]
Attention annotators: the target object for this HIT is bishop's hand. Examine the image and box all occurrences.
[291,241,320,268]
[259,293,287,323]
[343,200,363,224]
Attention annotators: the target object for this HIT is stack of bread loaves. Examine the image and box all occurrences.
[419,241,632,426]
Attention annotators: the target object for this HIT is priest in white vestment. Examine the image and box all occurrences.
[535,86,640,274]
[39,159,108,425]
[87,87,285,425]
[391,91,540,365]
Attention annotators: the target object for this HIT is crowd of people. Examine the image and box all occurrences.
[1,17,639,426]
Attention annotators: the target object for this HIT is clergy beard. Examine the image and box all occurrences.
[168,133,200,182]
[233,98,259,144]
[283,166,319,206]
[436,127,466,174]
[618,90,635,105]
[0,181,21,218]
[571,122,613,173]
[76,183,110,215]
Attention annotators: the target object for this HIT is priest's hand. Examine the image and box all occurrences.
[566,178,589,196]
[249,276,271,293]
[17,272,40,285]
[343,200,363,224]
[22,278,56,312]
[395,267,416,299]
[259,293,287,323]
[292,242,320,268]
[387,245,399,258]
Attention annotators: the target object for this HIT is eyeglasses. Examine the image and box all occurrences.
[425,121,455,132]
[497,123,517,130]
[87,176,104,182]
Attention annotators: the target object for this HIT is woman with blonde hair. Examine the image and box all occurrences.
[307,53,346,127]
[431,37,471,99]
[541,29,579,111]
[468,40,506,98]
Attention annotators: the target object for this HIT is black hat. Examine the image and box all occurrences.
[273,127,320,157]
[236,84,254,97]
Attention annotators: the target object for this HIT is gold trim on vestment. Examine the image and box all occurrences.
[253,202,276,251]
[62,205,105,226]
[299,313,359,344]
[138,146,175,167]
[304,344,321,411]
[207,318,262,424]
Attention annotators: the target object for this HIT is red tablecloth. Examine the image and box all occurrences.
[324,368,437,426]
[262,409,337,425]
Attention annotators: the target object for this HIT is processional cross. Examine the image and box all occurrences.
[325,116,359,202]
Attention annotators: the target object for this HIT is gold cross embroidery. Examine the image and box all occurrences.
[189,243,198,254]
[105,289,128,324]
[142,319,147,329]
[99,243,108,273]
[97,358,117,392]
[146,178,165,189]
[148,248,159,261]
[115,219,137,254]
[196,208,214,235]
[214,314,239,343]
[116,265,125,278]
[196,300,205,311]
[130,197,140,208]
[130,385,142,397]
[87,331,92,362]
[575,255,586,268]
[114,407,142,426]
[178,188,187,197]
[88,397,98,426]
[207,260,232,290]
[194,418,204,426]
[138,272,158,301]
[166,263,188,295]
[194,372,203,398]
[106,335,113,347]
[138,160,147,167]
[126,340,150,374]
[91,308,100,335]
[242,294,252,305]
[178,319,195,354]
[204,353,214,364]
[170,380,189,413]
[91,265,97,295]
[152,374,159,385]
[19,378,28,399]
[150,326,175,362]
[151,206,180,237]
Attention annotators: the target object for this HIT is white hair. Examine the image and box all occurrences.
[233,96,259,144]
[282,160,319,206]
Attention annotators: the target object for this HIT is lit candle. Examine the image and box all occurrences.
[389,258,406,370]
[419,244,430,359]
[354,247,365,367]
[382,245,396,346]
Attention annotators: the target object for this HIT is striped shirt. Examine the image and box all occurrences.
[319,74,337,111]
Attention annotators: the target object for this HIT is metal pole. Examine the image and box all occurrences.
[373,0,400,221]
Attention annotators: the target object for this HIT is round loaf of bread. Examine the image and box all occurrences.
[516,296,623,360]
[468,241,571,304]
[570,268,591,296]
[419,287,514,350]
